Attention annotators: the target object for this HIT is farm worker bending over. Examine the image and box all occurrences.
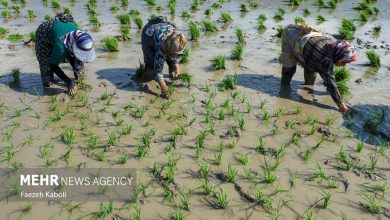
[35,13,96,95]
[141,16,188,99]
[279,24,357,113]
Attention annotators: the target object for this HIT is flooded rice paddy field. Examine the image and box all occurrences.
[0,0,390,219]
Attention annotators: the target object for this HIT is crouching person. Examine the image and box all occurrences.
[35,13,96,95]
[279,24,357,113]
[141,16,188,99]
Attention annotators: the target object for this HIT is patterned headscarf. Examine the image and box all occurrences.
[333,40,357,62]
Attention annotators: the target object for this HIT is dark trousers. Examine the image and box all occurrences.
[281,66,317,85]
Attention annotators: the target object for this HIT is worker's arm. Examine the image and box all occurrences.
[153,48,166,81]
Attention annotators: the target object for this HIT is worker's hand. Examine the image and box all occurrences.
[169,64,180,81]
[337,103,349,113]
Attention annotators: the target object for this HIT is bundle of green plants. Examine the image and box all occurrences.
[365,50,380,67]
[373,25,381,33]
[191,0,199,10]
[220,73,238,91]
[181,11,190,19]
[353,1,369,10]
[294,16,305,24]
[110,5,119,13]
[51,0,61,8]
[188,21,200,40]
[177,73,193,87]
[119,27,131,41]
[257,21,266,32]
[9,68,20,86]
[202,20,218,32]
[339,19,356,40]
[89,15,101,27]
[129,9,140,16]
[334,66,351,95]
[146,0,156,6]
[0,26,9,35]
[180,48,189,64]
[134,17,143,29]
[235,27,244,43]
[303,8,311,15]
[359,11,368,22]
[27,9,36,18]
[328,0,337,9]
[275,25,284,38]
[44,15,52,21]
[273,11,284,21]
[317,14,326,22]
[205,8,213,16]
[211,55,226,70]
[240,3,248,13]
[117,13,131,25]
[102,36,119,52]
[220,12,232,23]
[231,43,244,60]
[7,33,23,42]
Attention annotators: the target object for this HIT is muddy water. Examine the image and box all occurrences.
[1,0,390,220]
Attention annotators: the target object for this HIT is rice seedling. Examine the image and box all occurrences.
[202,20,218,32]
[204,8,213,16]
[1,9,11,19]
[108,131,118,146]
[369,154,378,171]
[118,27,131,41]
[275,25,284,38]
[212,2,221,8]
[177,72,193,87]
[235,27,244,43]
[227,164,238,182]
[117,13,131,25]
[145,0,156,6]
[62,127,75,146]
[373,6,379,15]
[320,190,332,209]
[7,33,23,42]
[254,188,272,210]
[102,36,119,52]
[220,12,232,23]
[95,200,113,218]
[134,17,143,29]
[273,11,284,21]
[359,11,368,22]
[303,147,313,161]
[263,159,277,184]
[360,194,382,214]
[20,202,33,217]
[171,207,185,220]
[257,21,266,32]
[240,3,248,13]
[325,114,337,126]
[313,162,326,180]
[9,68,20,85]
[89,15,101,27]
[0,26,8,35]
[211,55,226,70]
[220,73,237,91]
[339,19,356,40]
[303,8,311,15]
[317,14,326,22]
[188,21,200,41]
[262,110,271,122]
[365,50,380,67]
[230,42,245,60]
[294,16,305,24]
[237,152,250,165]
[214,188,228,209]
[191,0,199,10]
[328,0,337,9]
[304,208,314,220]
[27,9,36,18]
[356,141,365,153]
[373,24,381,33]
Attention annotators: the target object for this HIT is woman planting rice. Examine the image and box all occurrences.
[279,24,357,113]
[35,13,96,95]
[141,16,188,99]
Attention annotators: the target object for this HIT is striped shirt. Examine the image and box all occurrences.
[303,36,342,105]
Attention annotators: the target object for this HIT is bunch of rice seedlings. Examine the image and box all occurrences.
[365,50,380,67]
[373,6,379,15]
[317,14,326,22]
[2,10,12,19]
[89,16,101,27]
[180,48,189,64]
[102,36,119,52]
[257,21,266,32]
[117,13,131,25]
[328,0,337,9]
[235,27,244,43]
[168,0,176,15]
[44,15,52,21]
[134,17,143,29]
[51,0,61,8]
[250,1,259,8]
[294,16,305,24]
[275,25,284,38]
[291,0,300,6]
[135,62,147,80]
[240,3,248,13]
[0,26,9,35]
[202,20,218,32]
[220,73,238,90]
[191,0,199,11]
[231,43,244,60]
[353,1,369,10]
[316,0,325,7]
[359,11,368,22]
[373,25,381,33]
[334,67,351,95]
[177,73,193,87]
[146,0,156,6]
[181,11,190,19]
[110,5,119,13]
[129,9,140,16]
[273,11,284,21]
[119,27,131,41]
[205,8,213,16]
[339,19,356,40]
[303,8,311,15]
[211,55,226,70]
[10,68,20,85]
[188,21,200,41]
[7,33,23,42]
[220,12,232,23]
[27,9,36,18]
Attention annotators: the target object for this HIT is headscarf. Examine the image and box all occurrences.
[164,31,188,56]
[333,40,357,62]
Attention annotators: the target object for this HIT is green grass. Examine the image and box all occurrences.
[231,43,244,60]
[365,50,380,67]
[188,21,200,41]
[220,12,232,23]
[102,36,119,52]
[202,20,218,32]
[211,55,226,70]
